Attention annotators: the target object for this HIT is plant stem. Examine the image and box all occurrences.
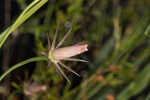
[0,56,48,82]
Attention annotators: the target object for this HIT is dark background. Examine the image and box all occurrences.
[0,0,150,100]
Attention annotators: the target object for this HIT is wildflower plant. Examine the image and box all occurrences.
[41,27,88,83]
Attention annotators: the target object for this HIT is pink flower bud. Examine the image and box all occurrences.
[24,83,47,96]
[52,44,88,60]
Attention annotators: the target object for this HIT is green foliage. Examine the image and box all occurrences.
[0,0,48,48]
[0,0,150,99]
[117,63,150,100]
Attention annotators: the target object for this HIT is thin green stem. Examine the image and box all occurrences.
[0,56,48,82]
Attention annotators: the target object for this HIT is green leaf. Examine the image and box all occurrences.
[0,56,48,82]
[117,63,150,100]
[0,0,48,48]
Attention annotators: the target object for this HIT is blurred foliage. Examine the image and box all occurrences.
[1,0,150,100]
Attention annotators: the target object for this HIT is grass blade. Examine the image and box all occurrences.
[0,0,48,48]
[0,56,48,82]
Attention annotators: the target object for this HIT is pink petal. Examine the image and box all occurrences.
[24,84,47,95]
[53,44,88,60]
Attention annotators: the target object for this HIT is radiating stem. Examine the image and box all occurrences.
[56,27,72,48]
[47,33,51,49]
[59,62,80,77]
[63,58,88,63]
[51,27,58,50]
[54,63,71,83]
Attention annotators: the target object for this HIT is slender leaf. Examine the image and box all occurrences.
[0,56,48,82]
[0,0,48,48]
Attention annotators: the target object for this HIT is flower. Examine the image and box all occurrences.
[49,44,88,61]
[42,27,88,83]
[24,82,46,96]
